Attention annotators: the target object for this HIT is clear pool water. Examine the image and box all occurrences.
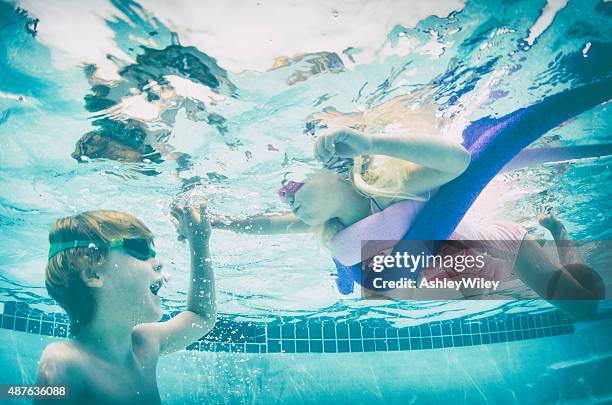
[0,0,611,403]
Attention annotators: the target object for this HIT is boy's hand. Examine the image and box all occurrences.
[171,202,211,243]
[137,201,217,356]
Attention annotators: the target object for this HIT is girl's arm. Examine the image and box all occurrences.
[314,128,471,195]
[370,132,471,195]
[214,213,311,234]
[370,132,470,174]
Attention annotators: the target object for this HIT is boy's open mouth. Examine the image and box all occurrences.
[149,278,164,296]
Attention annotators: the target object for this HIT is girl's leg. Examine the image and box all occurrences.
[512,214,603,319]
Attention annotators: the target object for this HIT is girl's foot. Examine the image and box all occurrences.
[537,206,564,238]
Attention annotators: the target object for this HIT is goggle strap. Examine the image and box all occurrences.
[48,240,103,260]
[107,240,124,249]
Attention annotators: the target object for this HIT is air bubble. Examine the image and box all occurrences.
[582,41,591,57]
[332,10,339,18]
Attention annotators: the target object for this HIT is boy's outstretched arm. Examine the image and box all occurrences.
[134,203,217,354]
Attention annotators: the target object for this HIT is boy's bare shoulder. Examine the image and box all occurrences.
[41,341,80,360]
[37,342,84,384]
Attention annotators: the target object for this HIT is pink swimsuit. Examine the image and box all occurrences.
[330,197,527,283]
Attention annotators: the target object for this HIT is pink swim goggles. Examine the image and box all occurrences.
[277,181,305,202]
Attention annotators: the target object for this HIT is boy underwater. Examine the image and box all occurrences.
[35,203,214,404]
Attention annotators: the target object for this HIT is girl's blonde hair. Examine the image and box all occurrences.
[45,210,153,335]
[311,92,442,247]
[316,154,425,247]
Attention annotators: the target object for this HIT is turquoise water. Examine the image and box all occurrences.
[1,0,611,403]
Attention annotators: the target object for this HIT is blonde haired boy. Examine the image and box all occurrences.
[35,204,214,404]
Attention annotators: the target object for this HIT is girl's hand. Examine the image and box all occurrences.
[208,214,235,230]
[170,202,212,243]
[313,127,373,162]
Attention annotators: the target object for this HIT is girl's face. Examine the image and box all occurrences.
[284,171,350,226]
[100,248,164,324]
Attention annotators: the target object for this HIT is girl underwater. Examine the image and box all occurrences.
[199,95,604,319]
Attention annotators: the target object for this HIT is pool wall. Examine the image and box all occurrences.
[1,318,611,404]
[1,300,612,403]
[0,301,576,353]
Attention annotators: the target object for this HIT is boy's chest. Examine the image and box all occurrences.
[80,356,161,404]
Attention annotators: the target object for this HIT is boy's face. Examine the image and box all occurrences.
[98,248,164,324]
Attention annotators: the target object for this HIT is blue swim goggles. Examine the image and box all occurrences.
[48,237,156,261]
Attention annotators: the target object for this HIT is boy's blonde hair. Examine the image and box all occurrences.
[45,210,153,335]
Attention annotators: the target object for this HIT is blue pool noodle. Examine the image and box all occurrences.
[335,77,612,294]
[402,77,612,242]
